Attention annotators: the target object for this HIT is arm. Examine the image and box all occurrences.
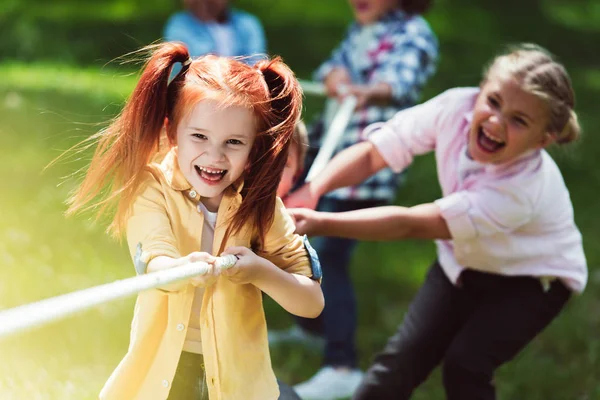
[286,89,458,210]
[222,198,324,318]
[291,203,451,240]
[285,141,388,209]
[221,247,324,318]
[253,259,323,318]
[291,183,535,242]
[127,170,217,290]
[313,26,353,84]
[369,20,439,105]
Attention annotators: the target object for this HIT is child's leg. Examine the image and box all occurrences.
[441,272,571,400]
[354,261,476,399]
[296,197,384,368]
[295,224,359,367]
[169,351,208,400]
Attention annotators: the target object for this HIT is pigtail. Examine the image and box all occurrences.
[229,58,303,249]
[67,42,191,236]
[556,109,580,144]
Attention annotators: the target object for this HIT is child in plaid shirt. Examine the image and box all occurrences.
[275,1,438,399]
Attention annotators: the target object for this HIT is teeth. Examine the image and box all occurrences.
[482,128,505,144]
[198,166,224,174]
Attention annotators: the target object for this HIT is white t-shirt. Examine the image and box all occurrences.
[183,201,218,354]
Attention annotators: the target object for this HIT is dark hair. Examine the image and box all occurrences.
[400,0,433,15]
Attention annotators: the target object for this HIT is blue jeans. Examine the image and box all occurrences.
[295,197,384,368]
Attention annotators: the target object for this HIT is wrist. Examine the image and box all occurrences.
[309,179,327,201]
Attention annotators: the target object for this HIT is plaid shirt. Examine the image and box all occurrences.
[312,9,438,202]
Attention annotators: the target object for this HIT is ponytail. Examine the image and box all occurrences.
[556,109,580,144]
[227,57,303,249]
[67,42,191,236]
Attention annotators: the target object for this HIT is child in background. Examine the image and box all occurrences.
[164,0,266,64]
[277,120,309,200]
[67,42,323,400]
[288,44,587,399]
[273,0,438,398]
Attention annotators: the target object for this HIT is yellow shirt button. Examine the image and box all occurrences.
[176,323,185,331]
[162,380,169,388]
[189,190,197,198]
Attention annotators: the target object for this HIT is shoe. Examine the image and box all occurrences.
[268,325,325,350]
[293,366,364,400]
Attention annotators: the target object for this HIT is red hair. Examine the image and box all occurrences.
[68,42,302,247]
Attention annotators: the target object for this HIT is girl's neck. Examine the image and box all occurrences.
[200,197,221,213]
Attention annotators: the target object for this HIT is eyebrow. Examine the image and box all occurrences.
[513,110,533,122]
[189,127,251,139]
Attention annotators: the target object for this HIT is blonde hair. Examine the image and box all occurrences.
[483,43,580,144]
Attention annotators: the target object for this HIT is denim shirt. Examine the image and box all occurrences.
[163,8,266,65]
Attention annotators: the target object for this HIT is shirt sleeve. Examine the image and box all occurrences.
[313,26,354,82]
[367,89,455,173]
[435,184,534,241]
[259,198,315,279]
[370,23,438,104]
[126,170,180,274]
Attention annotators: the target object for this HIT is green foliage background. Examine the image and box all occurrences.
[0,0,599,399]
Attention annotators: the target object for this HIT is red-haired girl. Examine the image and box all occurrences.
[68,42,323,400]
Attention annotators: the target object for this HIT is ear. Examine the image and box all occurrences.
[539,132,556,148]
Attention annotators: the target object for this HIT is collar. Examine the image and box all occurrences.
[159,147,244,199]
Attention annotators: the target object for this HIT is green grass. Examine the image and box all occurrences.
[0,0,599,399]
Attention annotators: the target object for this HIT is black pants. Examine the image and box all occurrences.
[169,351,301,399]
[353,261,571,400]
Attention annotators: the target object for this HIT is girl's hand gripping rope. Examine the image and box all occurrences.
[219,246,265,285]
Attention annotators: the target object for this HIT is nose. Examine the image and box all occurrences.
[486,111,506,132]
[204,144,226,164]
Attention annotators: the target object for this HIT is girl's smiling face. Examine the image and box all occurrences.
[468,74,553,165]
[176,100,256,211]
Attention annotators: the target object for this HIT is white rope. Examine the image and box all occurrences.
[0,255,237,339]
[305,94,357,182]
[298,80,326,97]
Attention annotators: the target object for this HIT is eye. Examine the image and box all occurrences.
[487,96,500,108]
[192,133,207,140]
[512,116,528,127]
[227,139,244,145]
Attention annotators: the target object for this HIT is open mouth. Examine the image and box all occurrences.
[194,165,227,184]
[477,127,506,153]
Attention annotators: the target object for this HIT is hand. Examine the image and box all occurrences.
[284,182,320,210]
[219,246,268,285]
[324,67,352,100]
[345,84,372,109]
[185,251,220,287]
[287,208,322,236]
[346,83,392,109]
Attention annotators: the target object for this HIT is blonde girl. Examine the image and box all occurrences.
[287,44,586,399]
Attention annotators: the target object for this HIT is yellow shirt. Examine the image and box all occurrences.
[99,149,314,400]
